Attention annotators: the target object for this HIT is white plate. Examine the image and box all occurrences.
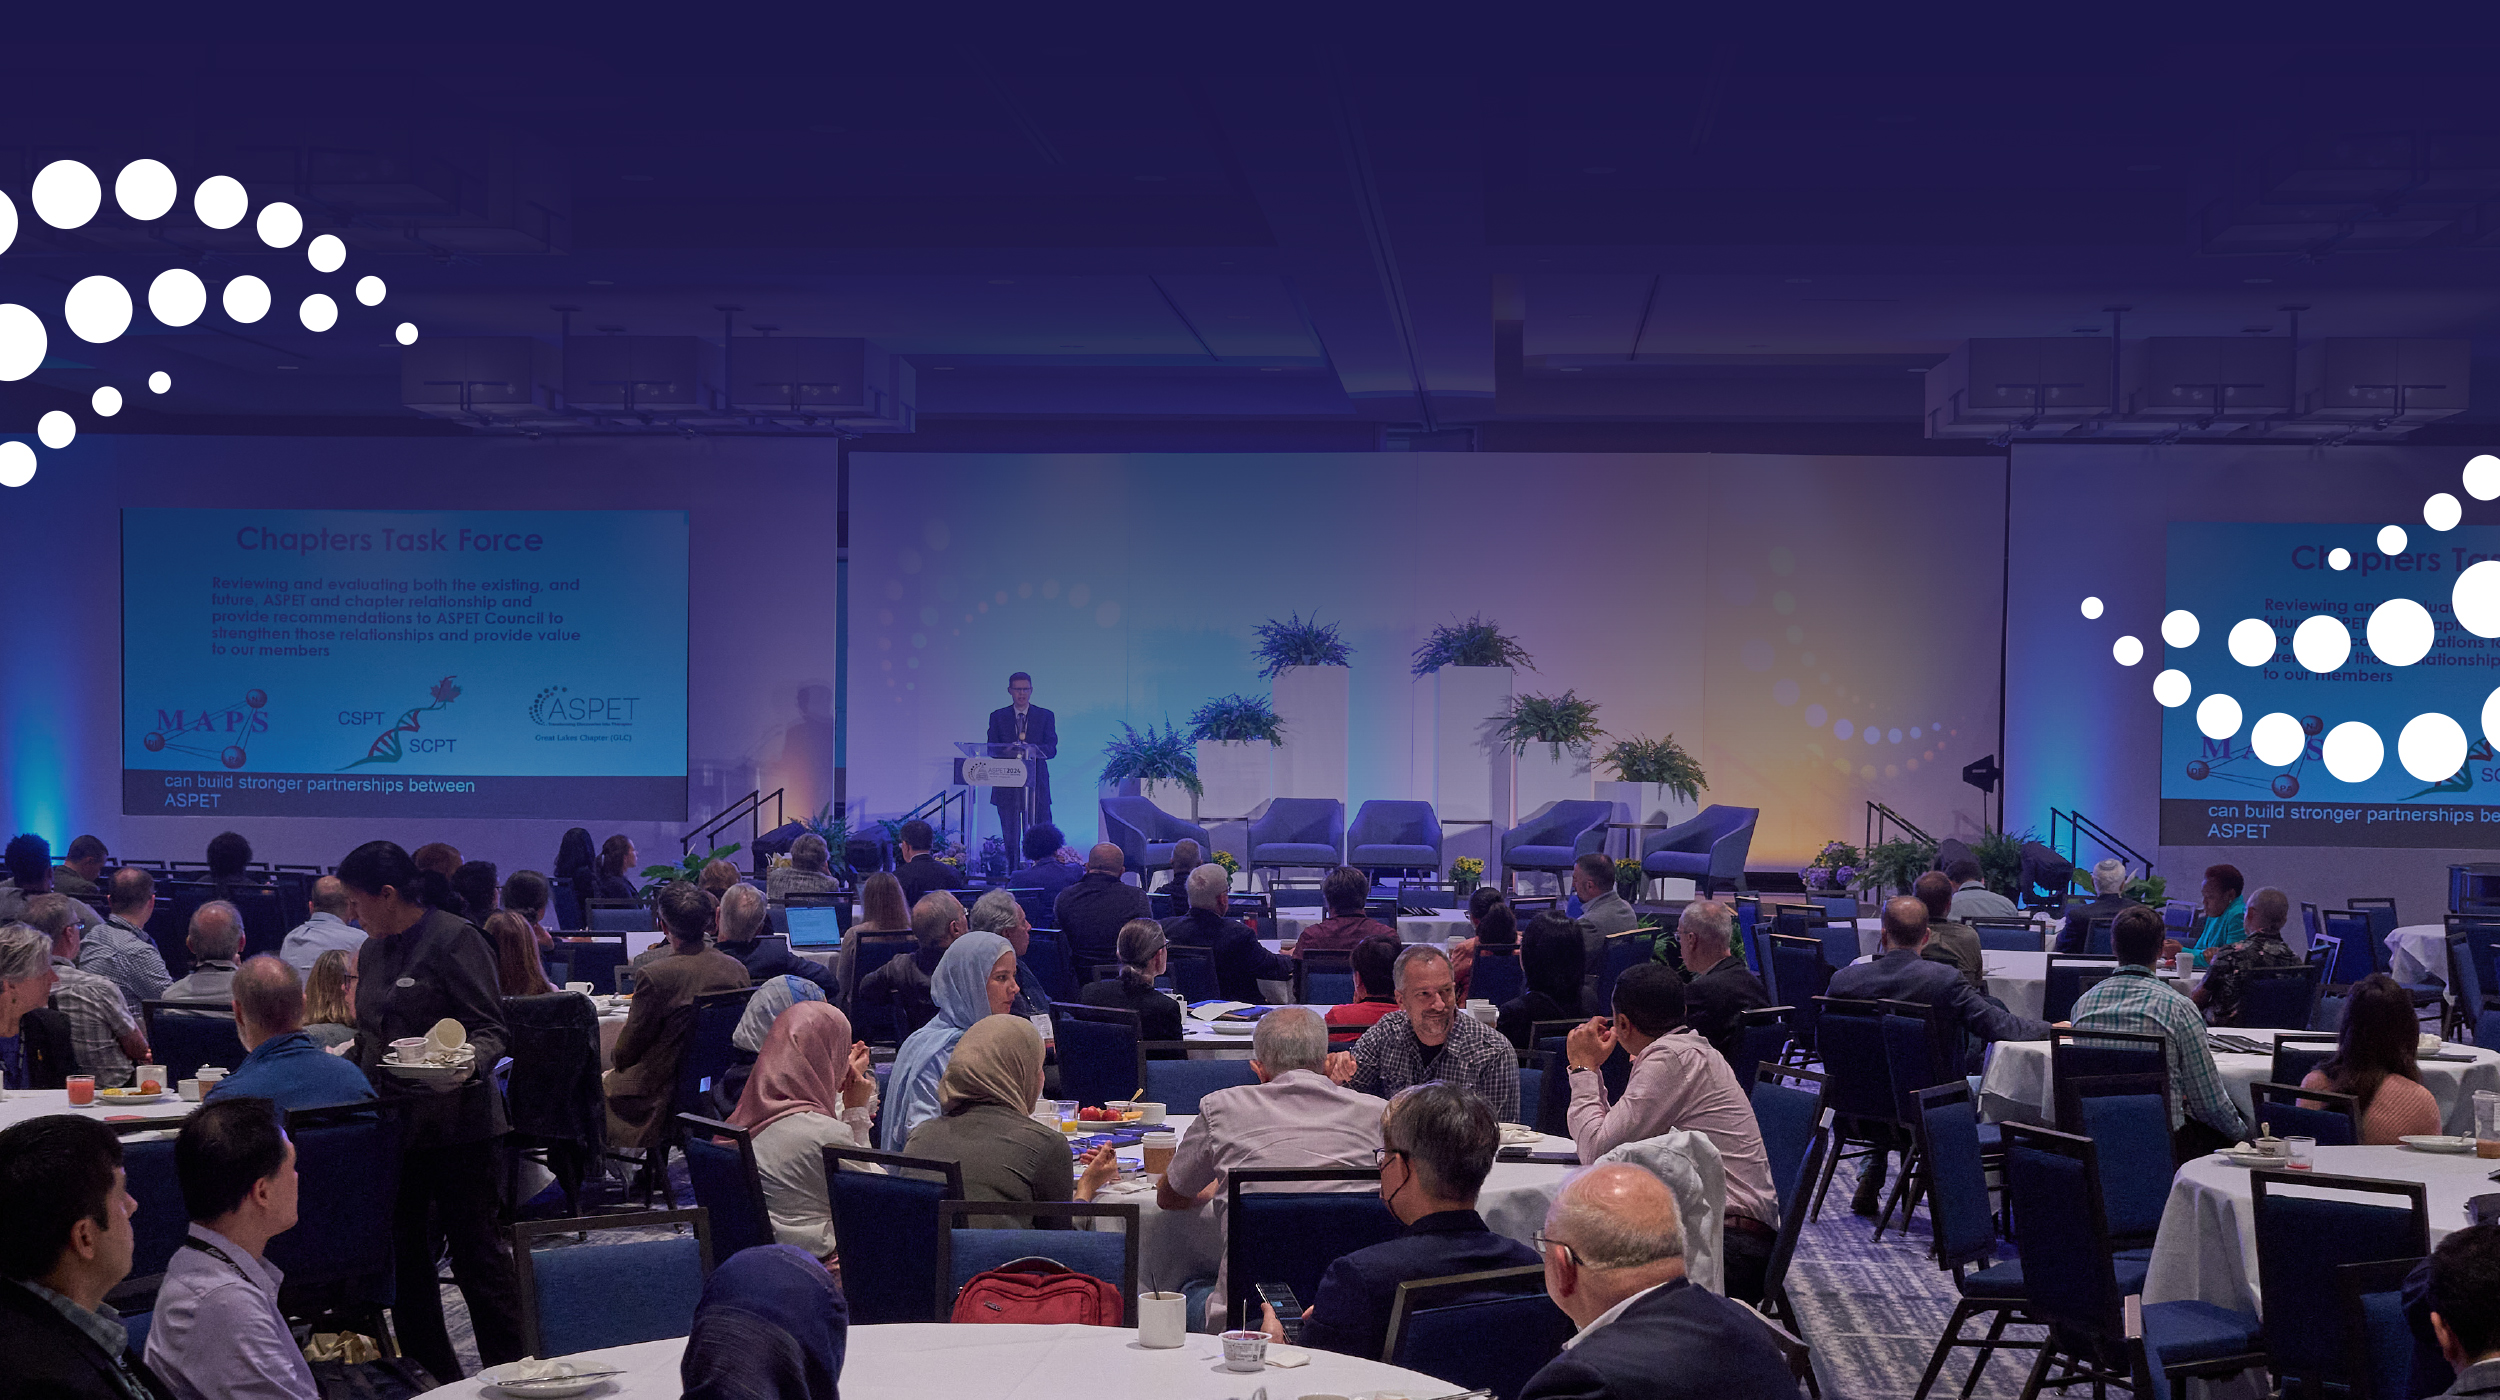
[2400,1135,2479,1154]
[94,1089,168,1104]
[1499,1125,1544,1147]
[2212,1149,2295,1168]
[478,1362,601,1398]
[380,1057,468,1080]
[1205,1021,1255,1035]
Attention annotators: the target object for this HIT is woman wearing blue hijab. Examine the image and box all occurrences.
[680,1243,847,1400]
[878,929,1018,1150]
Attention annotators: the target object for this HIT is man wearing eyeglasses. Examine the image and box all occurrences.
[1523,1164,1803,1400]
[1257,1083,1537,1360]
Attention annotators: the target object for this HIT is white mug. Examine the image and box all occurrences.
[564,981,594,995]
[178,1079,203,1101]
[1137,1290,1187,1348]
[196,1066,227,1084]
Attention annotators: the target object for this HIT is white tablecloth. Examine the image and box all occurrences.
[1978,1027,2500,1133]
[0,1088,197,1134]
[426,1322,1458,1400]
[2390,924,2450,985]
[1275,914,1472,946]
[2144,1144,2497,1313]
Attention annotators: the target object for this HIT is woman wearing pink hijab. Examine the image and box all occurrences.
[728,1001,878,1261]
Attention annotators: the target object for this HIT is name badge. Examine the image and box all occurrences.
[1029,1013,1055,1044]
[395,977,416,988]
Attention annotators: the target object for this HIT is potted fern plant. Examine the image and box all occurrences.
[1099,720,1203,818]
[1495,690,1604,820]
[1257,613,1351,810]
[1416,615,1532,824]
[1595,734,1710,832]
[1186,693,1284,819]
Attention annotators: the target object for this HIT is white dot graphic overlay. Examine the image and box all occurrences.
[2080,596,2103,620]
[2486,687,2500,749]
[147,268,206,327]
[2197,693,2243,740]
[31,160,101,229]
[2470,454,2500,502]
[193,175,247,230]
[306,233,345,273]
[2292,614,2352,673]
[2329,547,2352,571]
[254,201,303,249]
[2380,524,2409,555]
[2399,712,2469,783]
[36,411,74,449]
[89,386,120,417]
[355,275,385,306]
[2161,610,2200,648]
[147,370,170,394]
[114,159,175,221]
[222,275,271,324]
[63,276,132,344]
[2367,597,2436,666]
[2250,712,2306,766]
[2113,635,2143,666]
[2226,618,2275,667]
[0,441,34,488]
[2457,560,2500,638]
[2427,492,2464,531]
[0,304,49,381]
[2152,669,2191,707]
[395,322,418,345]
[298,293,337,332]
[0,191,17,257]
[2323,721,2385,783]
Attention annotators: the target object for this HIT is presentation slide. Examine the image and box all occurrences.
[122,508,688,819]
[2162,521,2500,849]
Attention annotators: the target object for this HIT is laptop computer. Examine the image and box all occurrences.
[785,905,845,950]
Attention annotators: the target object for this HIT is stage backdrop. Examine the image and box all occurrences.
[847,451,2007,867]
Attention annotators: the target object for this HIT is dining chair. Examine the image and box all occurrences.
[936,1200,1140,1325]
[2251,1168,2431,1395]
[1594,931,1654,1015]
[2235,964,2323,1031]
[2269,1032,2341,1088]
[1977,924,2045,954]
[2041,958,2121,1024]
[676,1114,776,1260]
[1766,934,1829,1052]
[109,1123,190,1295]
[1802,998,1896,1223]
[139,1002,246,1084]
[267,1103,403,1344]
[511,1208,714,1359]
[1516,1056,1545,1132]
[822,1145,965,1324]
[1224,1166,1399,1331]
[1909,1082,2043,1400]
[1735,1006,1795,1082]
[1050,1001,1144,1107]
[2337,1257,2434,1400]
[1020,932,1078,1003]
[2086,916,2118,957]
[672,989,754,1123]
[1469,949,1525,1007]
[1747,1064,1829,1226]
[2447,922,2491,1042]
[586,901,647,933]
[2051,1071,2172,1255]
[1164,942,1221,1003]
[1292,948,1356,1006]
[1141,1056,1258,1115]
[1382,1265,1573,1398]
[2246,1081,2361,1146]
[1874,1000,1959,1239]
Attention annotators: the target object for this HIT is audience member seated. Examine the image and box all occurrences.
[1160,1007,1388,1330]
[891,820,966,910]
[728,1001,878,1261]
[450,859,500,923]
[766,833,842,907]
[970,889,1051,1018]
[1293,866,1396,957]
[31,895,150,1088]
[1943,858,2015,922]
[1827,896,2050,1213]
[1660,900,1769,1073]
[1054,843,1151,974]
[163,901,245,1004]
[298,950,359,1050]
[1081,918,1187,1043]
[82,868,171,1010]
[1326,935,1404,1040]
[2426,1220,2500,1399]
[1500,911,1591,1049]
[52,835,108,904]
[590,834,641,902]
[1013,822,1083,912]
[680,1242,847,1400]
[697,858,741,899]
[833,872,911,1004]
[725,974,825,1103]
[1157,838,1204,909]
[1574,854,1639,997]
[880,930,1018,1151]
[1522,1163,1803,1400]
[1912,871,1984,989]
[605,883,753,1151]
[1333,945,1521,1122]
[1,834,112,932]
[206,830,269,889]
[2166,863,2247,970]
[499,869,557,976]
[1564,964,1778,1304]
[145,1097,318,1400]
[486,911,554,997]
[1262,1082,1540,1359]
[1168,864,1294,1004]
[0,1115,170,1400]
[904,1014,1115,1228]
[1448,893,1518,1004]
[2193,886,2303,1027]
[554,827,599,921]
[0,924,76,1090]
[410,842,463,886]
[277,876,363,976]
[207,957,375,1112]
[2056,858,2139,954]
[714,883,836,998]
[857,892,966,1036]
[2072,906,2249,1156]
[2301,973,2443,1145]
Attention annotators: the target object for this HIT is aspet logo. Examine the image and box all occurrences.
[529,685,638,727]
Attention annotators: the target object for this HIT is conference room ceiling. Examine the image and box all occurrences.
[3,12,2500,438]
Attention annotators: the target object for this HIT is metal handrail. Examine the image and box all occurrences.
[683,787,785,862]
[2049,808,2154,880]
[1863,800,1934,854]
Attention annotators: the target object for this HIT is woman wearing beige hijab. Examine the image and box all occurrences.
[727,1001,877,1260]
[903,1014,1117,1228]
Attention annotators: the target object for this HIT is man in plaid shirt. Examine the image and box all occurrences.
[2193,887,2303,1028]
[27,895,151,1087]
[1327,945,1520,1123]
[2071,905,2250,1156]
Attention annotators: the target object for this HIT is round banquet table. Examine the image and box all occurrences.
[2388,924,2450,985]
[1979,1027,2500,1134]
[1274,914,1472,946]
[0,1087,198,1134]
[2144,1144,2498,1314]
[426,1322,1459,1400]
[1963,951,2194,1024]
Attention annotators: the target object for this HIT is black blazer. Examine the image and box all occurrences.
[1521,1277,1802,1400]
[718,938,837,999]
[0,1276,176,1400]
[14,1007,78,1090]
[984,704,1058,820]
[894,854,966,911]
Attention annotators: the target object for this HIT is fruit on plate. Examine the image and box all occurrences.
[139,1080,162,1094]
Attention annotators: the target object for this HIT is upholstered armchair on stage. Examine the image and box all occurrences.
[1246,797,1345,881]
[1500,800,1612,890]
[1639,805,1758,899]
[1098,797,1211,880]
[1346,800,1443,880]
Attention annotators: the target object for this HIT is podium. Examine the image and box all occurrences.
[956,741,1033,859]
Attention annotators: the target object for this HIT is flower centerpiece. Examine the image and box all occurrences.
[1209,849,1241,878]
[1800,840,1862,893]
[1452,856,1485,894]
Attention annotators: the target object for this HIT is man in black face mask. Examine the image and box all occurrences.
[1257,1081,1540,1360]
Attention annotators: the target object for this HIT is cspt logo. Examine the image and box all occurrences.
[529,685,638,727]
[342,676,460,770]
[144,688,271,769]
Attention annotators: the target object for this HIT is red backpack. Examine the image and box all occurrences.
[949,1256,1125,1327]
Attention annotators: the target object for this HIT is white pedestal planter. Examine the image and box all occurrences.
[1513,746,1593,823]
[1141,780,1197,822]
[1431,667,1512,824]
[1595,781,1699,831]
[1271,666,1350,806]
[1194,740,1275,822]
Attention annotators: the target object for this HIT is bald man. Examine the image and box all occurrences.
[279,875,364,974]
[208,956,375,1112]
[1052,842,1150,973]
[1523,1164,1802,1400]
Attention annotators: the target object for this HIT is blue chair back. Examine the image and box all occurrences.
[2043,958,2120,1023]
[2064,1084,2174,1245]
[1021,933,1077,1002]
[1593,932,1650,1014]
[1517,1062,1544,1130]
[116,1131,188,1282]
[141,1004,246,1084]
[2450,917,2500,1013]
[2300,902,2325,956]
[1224,1168,1399,1331]
[1734,897,1762,972]
[1736,1009,1792,1083]
[121,1310,151,1358]
[514,1210,712,1358]
[1878,1003,1952,1125]
[1385,1267,1572,1400]
[677,1116,776,1260]
[2247,1082,2360,1146]
[2271,1034,2340,1087]
[2351,904,2400,972]
[1051,1003,1142,1107]
[588,904,646,932]
[1143,1057,1259,1115]
[1814,923,1861,970]
[2448,926,2488,1038]
[824,1146,964,1324]
[939,1201,1139,1324]
[1165,943,1221,1003]
[2338,1258,2431,1400]
[1470,951,1525,1006]
[1296,955,1355,1007]
[1762,1127,1829,1321]
[1765,935,1826,1029]
[2086,916,2117,956]
[2238,964,2321,1030]
[1999,1124,2124,1339]
[2322,910,2379,984]
[673,991,751,1118]
[1977,924,2042,953]
[550,883,584,932]
[1749,1065,1828,1219]
[1917,1082,2001,1270]
[557,938,632,995]
[1811,1000,1896,1126]
[266,1104,403,1306]
[2252,1169,2430,1383]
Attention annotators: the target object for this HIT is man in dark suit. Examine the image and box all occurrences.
[0,1115,176,1400]
[710,884,835,998]
[1261,1081,1538,1360]
[1522,1163,1802,1400]
[1054,843,1150,974]
[1664,900,1769,1071]
[2056,858,2141,954]
[892,820,966,910]
[985,671,1058,857]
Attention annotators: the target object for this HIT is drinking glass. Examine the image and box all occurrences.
[2284,1135,2316,1170]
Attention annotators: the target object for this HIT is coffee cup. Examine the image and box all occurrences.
[178,1079,202,1102]
[1140,1130,1176,1176]
[564,981,594,995]
[1131,1100,1166,1125]
[1137,1290,1187,1348]
[390,1037,430,1063]
[195,1066,227,1085]
[1220,1329,1269,1373]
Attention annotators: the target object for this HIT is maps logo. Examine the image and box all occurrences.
[143,688,272,769]
[529,686,638,727]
